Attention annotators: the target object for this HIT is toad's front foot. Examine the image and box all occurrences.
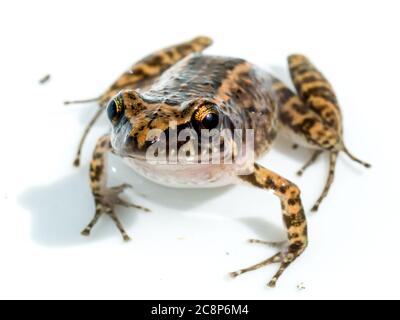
[82,184,150,241]
[230,242,305,288]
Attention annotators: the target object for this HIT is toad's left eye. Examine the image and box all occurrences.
[107,99,124,123]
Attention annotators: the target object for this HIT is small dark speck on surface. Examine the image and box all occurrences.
[297,283,306,291]
[39,74,51,84]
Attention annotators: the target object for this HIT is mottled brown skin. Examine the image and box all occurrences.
[112,56,277,160]
[68,37,370,287]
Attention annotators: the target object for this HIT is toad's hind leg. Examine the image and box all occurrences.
[296,150,339,212]
[66,36,213,167]
[81,135,149,241]
[288,54,342,132]
[287,54,370,210]
[273,76,341,211]
[288,54,370,170]
[273,56,369,211]
[230,164,308,287]
[311,152,338,212]
[296,150,322,177]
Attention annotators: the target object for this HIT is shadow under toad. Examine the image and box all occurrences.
[18,156,232,248]
[238,217,286,243]
[17,122,317,249]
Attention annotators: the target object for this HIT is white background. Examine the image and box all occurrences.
[0,0,399,300]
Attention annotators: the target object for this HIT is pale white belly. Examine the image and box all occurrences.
[123,158,242,188]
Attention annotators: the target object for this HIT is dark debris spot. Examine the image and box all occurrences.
[39,74,51,84]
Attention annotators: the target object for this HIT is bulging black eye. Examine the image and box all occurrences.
[201,112,219,129]
[107,99,123,122]
[192,103,220,131]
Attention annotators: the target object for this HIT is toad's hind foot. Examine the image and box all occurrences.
[248,238,287,248]
[82,184,150,241]
[230,244,304,288]
[310,152,338,212]
[342,146,371,169]
[296,150,323,176]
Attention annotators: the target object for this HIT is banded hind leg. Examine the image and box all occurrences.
[81,135,149,241]
[230,163,308,288]
[287,54,370,210]
[273,76,342,211]
[65,36,213,166]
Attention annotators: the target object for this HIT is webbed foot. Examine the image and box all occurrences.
[82,184,149,241]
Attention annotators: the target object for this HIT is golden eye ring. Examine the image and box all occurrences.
[192,104,220,130]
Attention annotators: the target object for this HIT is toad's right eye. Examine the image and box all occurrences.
[107,99,124,123]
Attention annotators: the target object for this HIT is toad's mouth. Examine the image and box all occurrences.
[123,155,228,175]
[115,138,243,166]
[120,150,251,189]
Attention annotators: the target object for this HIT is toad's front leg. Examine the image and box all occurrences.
[82,135,149,241]
[230,163,308,287]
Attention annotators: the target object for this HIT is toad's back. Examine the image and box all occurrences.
[140,54,279,157]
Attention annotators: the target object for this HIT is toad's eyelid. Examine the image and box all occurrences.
[194,104,219,122]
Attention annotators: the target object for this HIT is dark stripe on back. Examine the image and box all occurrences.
[144,55,245,106]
